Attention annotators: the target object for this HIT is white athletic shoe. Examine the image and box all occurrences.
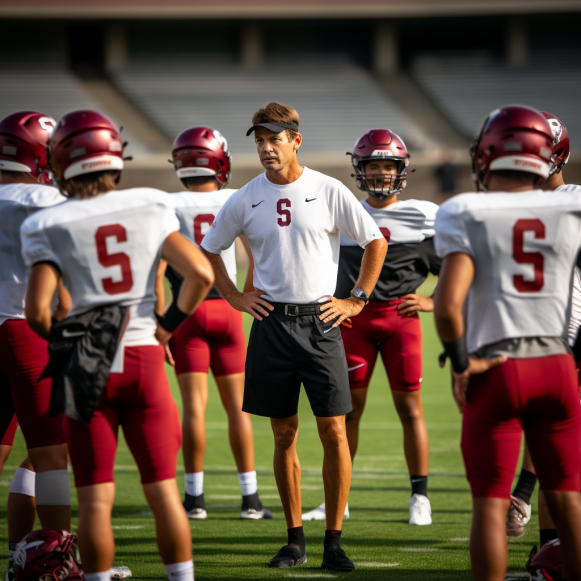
[408,494,432,525]
[301,502,350,521]
[111,567,132,579]
[183,492,207,519]
[240,507,273,520]
[186,507,208,520]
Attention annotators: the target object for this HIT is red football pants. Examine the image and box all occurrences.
[0,319,64,448]
[170,298,246,377]
[462,354,581,498]
[65,345,182,486]
[340,299,422,391]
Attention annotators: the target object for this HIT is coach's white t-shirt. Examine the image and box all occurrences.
[201,167,381,304]
[435,190,581,354]
[0,183,65,326]
[21,188,179,346]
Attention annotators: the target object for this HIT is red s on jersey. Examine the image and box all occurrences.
[21,188,179,346]
[435,190,581,354]
[171,189,237,287]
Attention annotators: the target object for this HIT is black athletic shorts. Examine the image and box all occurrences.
[243,302,353,419]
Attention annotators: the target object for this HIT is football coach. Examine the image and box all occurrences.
[201,102,387,572]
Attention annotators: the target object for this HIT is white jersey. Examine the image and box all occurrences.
[556,184,581,346]
[170,189,237,284]
[556,184,581,194]
[201,167,381,304]
[21,188,179,346]
[340,199,438,247]
[570,266,581,347]
[435,190,581,354]
[0,183,65,326]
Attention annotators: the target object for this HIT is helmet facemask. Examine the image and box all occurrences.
[350,155,409,200]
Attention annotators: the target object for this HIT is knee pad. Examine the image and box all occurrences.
[9,467,36,497]
[35,469,71,506]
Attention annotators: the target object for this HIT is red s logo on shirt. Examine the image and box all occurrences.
[277,199,291,227]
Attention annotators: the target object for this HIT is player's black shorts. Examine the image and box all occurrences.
[243,302,353,419]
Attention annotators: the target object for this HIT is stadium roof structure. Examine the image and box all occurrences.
[3,0,581,18]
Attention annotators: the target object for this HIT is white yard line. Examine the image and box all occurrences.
[357,562,400,567]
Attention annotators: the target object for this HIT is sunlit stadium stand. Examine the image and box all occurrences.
[0,65,151,157]
[411,51,581,150]
[112,55,430,155]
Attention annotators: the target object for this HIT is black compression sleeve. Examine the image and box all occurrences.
[442,336,469,373]
[155,301,189,333]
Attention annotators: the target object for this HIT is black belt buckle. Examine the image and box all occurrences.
[285,304,300,316]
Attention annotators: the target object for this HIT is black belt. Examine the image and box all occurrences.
[268,302,328,317]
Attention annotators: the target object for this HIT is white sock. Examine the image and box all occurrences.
[165,560,194,581]
[238,471,257,497]
[9,468,36,496]
[185,472,203,497]
[85,571,111,581]
[35,470,71,506]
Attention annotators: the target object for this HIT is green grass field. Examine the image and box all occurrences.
[0,274,536,580]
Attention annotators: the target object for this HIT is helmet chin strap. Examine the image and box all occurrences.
[369,189,398,200]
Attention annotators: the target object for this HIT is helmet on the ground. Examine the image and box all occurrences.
[13,530,84,581]
[347,129,410,200]
[541,111,570,176]
[171,126,231,188]
[470,105,553,189]
[526,540,564,581]
[0,111,56,184]
[48,110,124,184]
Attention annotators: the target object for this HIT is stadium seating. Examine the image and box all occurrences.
[0,65,149,156]
[411,51,581,150]
[112,56,428,155]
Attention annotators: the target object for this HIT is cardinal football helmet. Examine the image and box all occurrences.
[171,126,231,188]
[13,530,84,581]
[0,111,56,184]
[526,540,564,581]
[347,129,410,200]
[541,111,570,176]
[47,110,124,184]
[470,105,553,190]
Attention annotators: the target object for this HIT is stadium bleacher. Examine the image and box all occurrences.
[411,51,581,150]
[0,65,151,157]
[112,55,430,155]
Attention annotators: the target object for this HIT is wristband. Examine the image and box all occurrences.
[442,336,469,373]
[155,301,189,333]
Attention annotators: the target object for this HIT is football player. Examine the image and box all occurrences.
[0,110,72,578]
[434,105,581,580]
[507,113,581,554]
[162,126,271,520]
[21,109,214,581]
[303,129,439,525]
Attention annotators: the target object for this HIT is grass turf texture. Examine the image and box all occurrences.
[0,274,536,580]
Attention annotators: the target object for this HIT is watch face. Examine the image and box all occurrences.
[352,289,368,303]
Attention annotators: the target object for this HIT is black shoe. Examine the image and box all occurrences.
[321,547,355,572]
[241,492,273,520]
[183,492,207,520]
[268,544,307,568]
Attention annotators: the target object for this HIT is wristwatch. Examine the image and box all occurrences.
[350,288,369,306]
